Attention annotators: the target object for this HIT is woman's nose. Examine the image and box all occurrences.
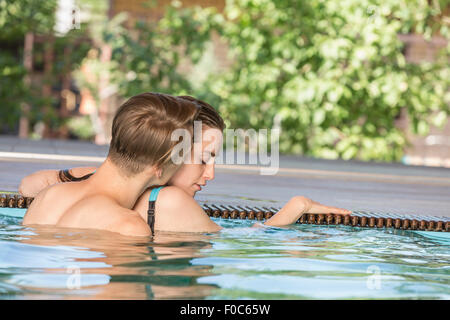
[204,163,215,181]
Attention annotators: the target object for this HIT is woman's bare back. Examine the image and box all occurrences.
[23,181,150,236]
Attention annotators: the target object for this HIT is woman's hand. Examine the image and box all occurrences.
[302,197,352,215]
[263,196,351,227]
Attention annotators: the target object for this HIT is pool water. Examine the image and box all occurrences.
[0,208,449,299]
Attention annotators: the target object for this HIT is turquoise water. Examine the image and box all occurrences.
[0,208,449,299]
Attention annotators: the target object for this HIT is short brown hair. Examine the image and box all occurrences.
[177,96,225,131]
[108,92,200,175]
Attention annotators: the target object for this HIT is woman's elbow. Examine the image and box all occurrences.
[18,176,32,197]
[19,174,44,198]
[289,196,312,210]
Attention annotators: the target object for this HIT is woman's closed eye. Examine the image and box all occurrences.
[195,155,208,165]
[201,152,215,165]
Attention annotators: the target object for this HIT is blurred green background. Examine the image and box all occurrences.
[0,0,449,164]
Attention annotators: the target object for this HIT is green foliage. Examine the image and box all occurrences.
[0,0,59,132]
[194,0,450,161]
[0,0,57,39]
[0,50,55,131]
[0,52,28,129]
[74,4,216,104]
[66,115,95,140]
[68,3,217,140]
[1,0,448,163]
[0,0,92,134]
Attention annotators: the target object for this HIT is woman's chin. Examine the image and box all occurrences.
[185,187,195,197]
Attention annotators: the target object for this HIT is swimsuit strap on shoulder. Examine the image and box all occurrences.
[147,186,165,235]
[148,186,164,202]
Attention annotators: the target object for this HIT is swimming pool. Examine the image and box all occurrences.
[0,208,449,299]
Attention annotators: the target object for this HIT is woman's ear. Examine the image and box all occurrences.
[142,165,162,180]
[155,167,163,179]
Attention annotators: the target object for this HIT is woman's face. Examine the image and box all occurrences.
[168,126,223,197]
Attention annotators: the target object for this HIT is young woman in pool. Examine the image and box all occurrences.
[20,96,351,235]
[22,92,201,236]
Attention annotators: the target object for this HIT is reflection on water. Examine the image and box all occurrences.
[0,213,449,299]
[0,214,218,299]
[197,219,450,299]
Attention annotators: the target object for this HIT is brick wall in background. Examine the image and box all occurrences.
[400,34,450,168]
[109,0,231,69]
[110,0,225,20]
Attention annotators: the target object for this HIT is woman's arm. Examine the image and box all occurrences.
[133,187,350,233]
[263,196,351,227]
[19,167,98,197]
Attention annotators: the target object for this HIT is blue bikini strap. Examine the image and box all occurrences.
[147,186,165,235]
[148,186,164,202]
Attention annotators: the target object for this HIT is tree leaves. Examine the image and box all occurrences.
[193,0,449,161]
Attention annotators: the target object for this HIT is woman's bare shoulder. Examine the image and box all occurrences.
[23,182,84,224]
[106,207,151,237]
[156,186,199,211]
[160,185,192,199]
[155,186,222,233]
[57,194,151,237]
